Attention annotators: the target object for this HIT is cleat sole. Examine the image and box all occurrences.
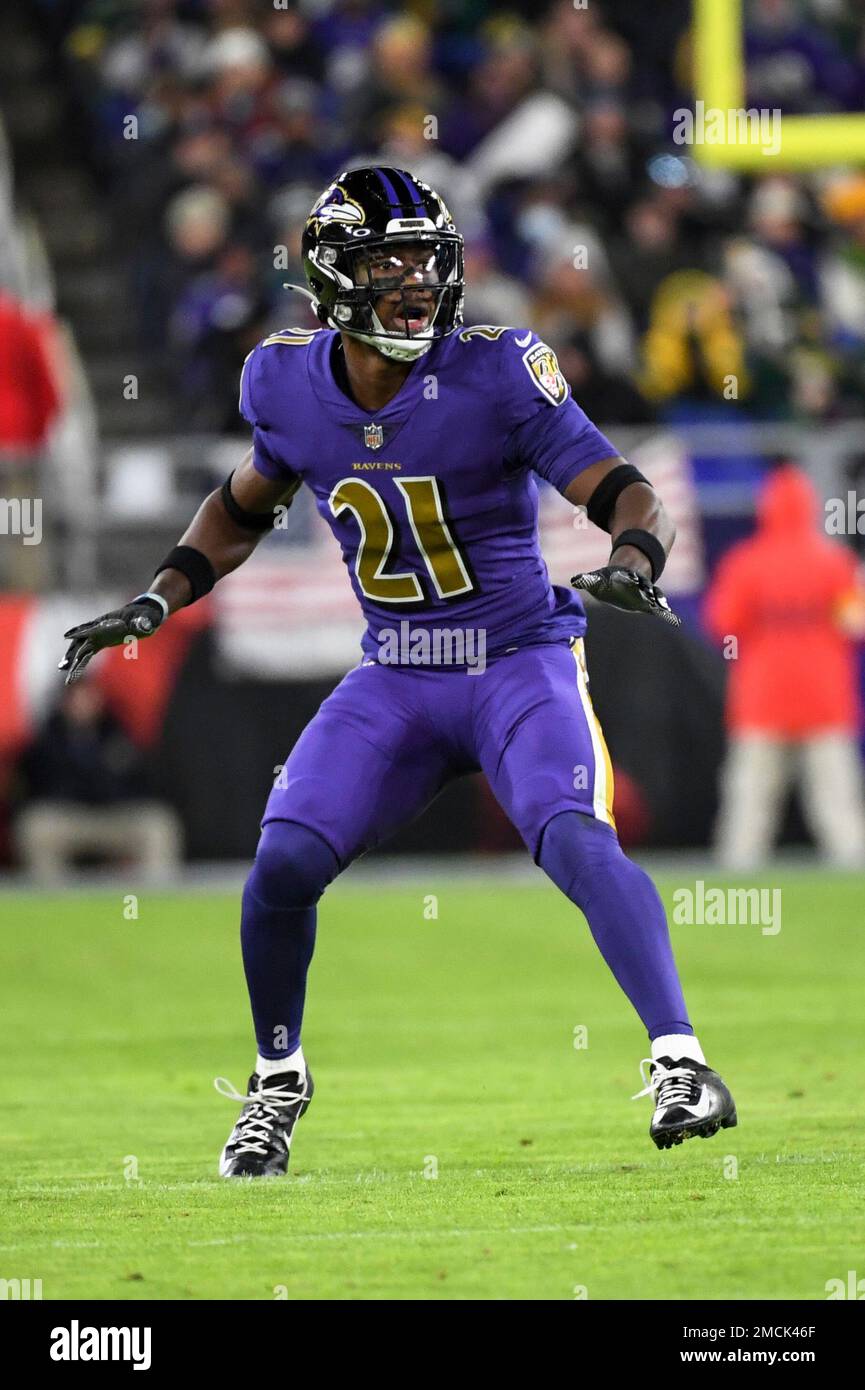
[651,1106,737,1149]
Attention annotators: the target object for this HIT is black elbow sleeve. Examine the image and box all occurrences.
[220,471,279,532]
[586,463,651,531]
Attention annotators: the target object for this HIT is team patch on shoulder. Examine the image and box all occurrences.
[521,339,568,406]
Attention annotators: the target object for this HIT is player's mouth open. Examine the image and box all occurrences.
[400,305,430,329]
[381,295,433,332]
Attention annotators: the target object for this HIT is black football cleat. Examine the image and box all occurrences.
[215,1069,314,1178]
[633,1056,737,1150]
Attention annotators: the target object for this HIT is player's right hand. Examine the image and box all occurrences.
[59,597,166,684]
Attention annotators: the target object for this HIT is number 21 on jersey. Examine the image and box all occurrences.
[329,476,474,603]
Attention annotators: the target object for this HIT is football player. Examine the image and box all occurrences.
[61,168,736,1174]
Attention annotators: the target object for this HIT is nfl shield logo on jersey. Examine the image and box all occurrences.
[364,422,384,450]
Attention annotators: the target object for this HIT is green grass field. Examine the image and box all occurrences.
[1,870,863,1301]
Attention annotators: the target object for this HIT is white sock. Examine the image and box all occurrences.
[256,1045,306,1079]
[651,1034,706,1065]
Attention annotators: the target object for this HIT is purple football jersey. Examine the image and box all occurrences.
[239,324,618,660]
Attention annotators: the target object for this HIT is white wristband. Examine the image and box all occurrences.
[134,591,170,620]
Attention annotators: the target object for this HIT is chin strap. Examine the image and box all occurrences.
[343,305,436,360]
[344,329,434,361]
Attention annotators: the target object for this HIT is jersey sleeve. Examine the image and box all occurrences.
[498,330,619,493]
[238,345,297,483]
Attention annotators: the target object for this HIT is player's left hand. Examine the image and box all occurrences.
[570,566,681,626]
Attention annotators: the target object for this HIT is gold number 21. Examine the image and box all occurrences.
[329,476,473,603]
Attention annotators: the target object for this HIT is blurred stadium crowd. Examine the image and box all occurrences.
[2,0,865,873]
[27,0,865,431]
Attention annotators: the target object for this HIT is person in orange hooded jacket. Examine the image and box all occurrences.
[705,463,865,868]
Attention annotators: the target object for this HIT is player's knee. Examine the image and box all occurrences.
[537,809,628,903]
[248,821,340,910]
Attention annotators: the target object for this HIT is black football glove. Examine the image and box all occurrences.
[59,596,165,684]
[571,566,681,627]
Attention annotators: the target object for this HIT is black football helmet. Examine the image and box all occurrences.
[299,166,464,361]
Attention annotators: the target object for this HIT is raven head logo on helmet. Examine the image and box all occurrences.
[298,166,464,362]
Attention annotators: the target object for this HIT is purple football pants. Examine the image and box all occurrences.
[241,640,691,1060]
[263,639,614,861]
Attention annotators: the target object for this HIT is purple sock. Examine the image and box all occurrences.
[240,820,339,1061]
[537,810,692,1039]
